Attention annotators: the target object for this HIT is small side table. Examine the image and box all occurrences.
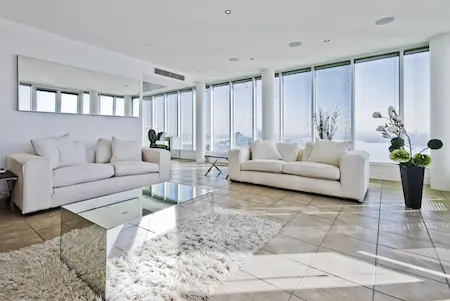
[204,155,229,179]
[0,170,18,211]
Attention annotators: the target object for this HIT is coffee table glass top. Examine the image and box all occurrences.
[62,182,213,230]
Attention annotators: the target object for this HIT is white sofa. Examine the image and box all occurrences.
[228,144,370,202]
[6,144,171,214]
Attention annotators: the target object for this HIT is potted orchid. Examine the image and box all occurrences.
[373,106,443,209]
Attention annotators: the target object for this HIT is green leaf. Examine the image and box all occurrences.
[428,139,443,150]
[389,145,401,152]
[391,137,404,148]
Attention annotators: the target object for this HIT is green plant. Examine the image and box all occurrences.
[373,106,443,167]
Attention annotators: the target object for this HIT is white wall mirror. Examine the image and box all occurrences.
[17,56,143,117]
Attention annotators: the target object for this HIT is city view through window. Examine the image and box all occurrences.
[144,48,429,163]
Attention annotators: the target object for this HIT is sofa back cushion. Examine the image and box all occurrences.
[249,141,282,160]
[276,142,298,162]
[31,133,77,169]
[74,141,88,165]
[96,138,112,163]
[305,140,351,167]
[301,142,315,161]
[110,137,142,162]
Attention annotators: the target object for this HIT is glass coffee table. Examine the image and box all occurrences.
[60,182,214,299]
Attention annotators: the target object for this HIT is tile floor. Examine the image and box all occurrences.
[2,160,450,300]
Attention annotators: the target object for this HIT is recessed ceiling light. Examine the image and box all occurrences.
[249,58,254,61]
[375,17,395,25]
[224,9,232,14]
[229,57,239,62]
[324,39,330,43]
[288,41,302,48]
[143,43,151,47]
[198,70,203,73]
[124,84,129,87]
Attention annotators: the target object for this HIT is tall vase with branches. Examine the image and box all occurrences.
[313,108,340,140]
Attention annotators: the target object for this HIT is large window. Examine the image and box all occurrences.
[213,84,230,152]
[315,63,352,141]
[100,95,114,116]
[154,95,165,132]
[133,98,140,117]
[180,90,194,150]
[19,84,32,111]
[355,54,400,163]
[142,97,153,146]
[82,93,90,114]
[36,90,56,112]
[233,80,253,147]
[404,49,430,155]
[255,79,263,140]
[206,87,212,151]
[166,93,178,137]
[60,92,78,114]
[282,70,312,146]
[115,97,125,116]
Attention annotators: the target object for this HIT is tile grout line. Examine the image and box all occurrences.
[372,181,384,301]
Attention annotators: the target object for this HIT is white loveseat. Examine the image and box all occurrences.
[6,136,171,214]
[228,141,370,202]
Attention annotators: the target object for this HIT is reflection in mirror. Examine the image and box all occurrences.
[17,56,162,117]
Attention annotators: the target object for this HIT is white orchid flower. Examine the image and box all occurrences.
[386,127,396,133]
[372,112,382,118]
[376,125,386,132]
[388,106,398,118]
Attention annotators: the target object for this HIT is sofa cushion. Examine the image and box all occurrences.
[300,142,314,161]
[53,163,114,188]
[282,161,340,180]
[276,142,298,162]
[305,140,351,167]
[249,141,282,160]
[241,159,284,173]
[111,161,159,176]
[110,137,142,162]
[31,133,77,169]
[96,138,112,163]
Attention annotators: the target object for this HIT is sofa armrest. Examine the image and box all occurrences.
[228,148,250,181]
[142,148,171,181]
[5,153,52,213]
[340,150,370,201]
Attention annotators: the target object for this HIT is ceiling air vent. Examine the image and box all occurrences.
[154,68,185,81]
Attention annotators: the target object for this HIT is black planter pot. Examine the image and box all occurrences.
[399,164,425,209]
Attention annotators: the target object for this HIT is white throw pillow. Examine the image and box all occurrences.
[96,138,112,163]
[31,133,77,169]
[306,140,351,167]
[249,140,282,160]
[74,141,88,165]
[276,142,298,162]
[110,137,142,162]
[301,142,315,161]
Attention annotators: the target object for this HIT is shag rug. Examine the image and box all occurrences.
[0,209,281,301]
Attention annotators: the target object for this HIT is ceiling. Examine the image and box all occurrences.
[2,0,450,86]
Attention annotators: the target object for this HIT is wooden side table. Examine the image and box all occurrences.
[0,170,18,211]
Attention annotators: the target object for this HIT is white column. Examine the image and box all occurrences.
[261,69,276,141]
[430,33,450,191]
[89,90,100,115]
[195,82,206,163]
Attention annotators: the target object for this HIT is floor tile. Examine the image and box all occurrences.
[25,209,61,230]
[0,230,44,252]
[427,229,450,246]
[328,223,379,244]
[227,191,256,200]
[36,224,71,240]
[292,267,374,301]
[375,245,448,283]
[211,270,287,296]
[269,200,307,212]
[320,233,378,263]
[262,234,319,265]
[280,224,329,245]
[0,221,36,242]
[335,212,379,230]
[374,265,450,301]
[309,248,376,287]
[290,212,335,228]
[377,230,437,259]
[247,195,279,206]
[280,193,315,205]
[241,253,308,291]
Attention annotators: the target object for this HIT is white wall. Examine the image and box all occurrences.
[0,18,179,167]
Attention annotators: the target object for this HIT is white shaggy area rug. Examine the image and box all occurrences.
[0,209,281,301]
